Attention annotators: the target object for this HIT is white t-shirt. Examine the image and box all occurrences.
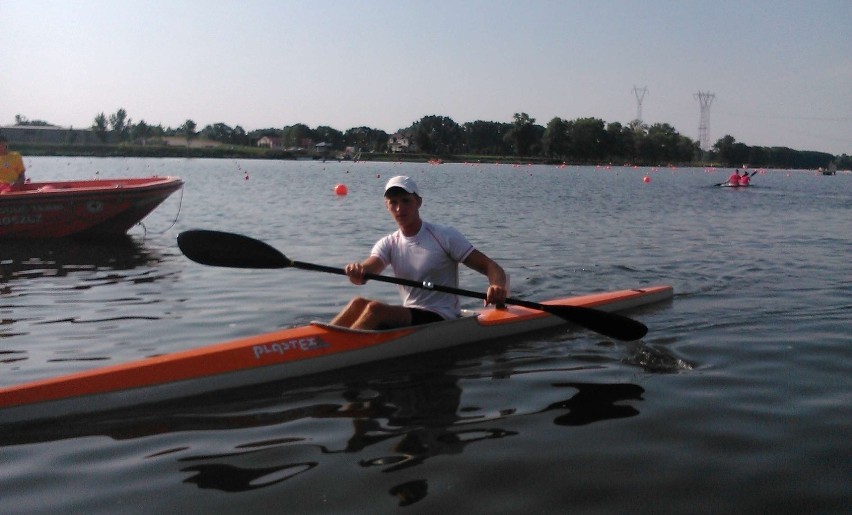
[371,221,475,320]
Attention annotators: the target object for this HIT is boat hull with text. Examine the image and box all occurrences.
[0,285,673,424]
[0,176,183,239]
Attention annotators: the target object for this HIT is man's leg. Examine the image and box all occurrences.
[349,301,412,330]
[330,297,371,327]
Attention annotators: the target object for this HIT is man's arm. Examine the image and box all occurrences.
[463,250,507,306]
[344,255,385,285]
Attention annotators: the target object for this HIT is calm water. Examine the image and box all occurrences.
[1,158,849,513]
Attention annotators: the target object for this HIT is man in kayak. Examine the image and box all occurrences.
[739,171,751,186]
[0,135,26,192]
[330,175,508,330]
[727,169,741,186]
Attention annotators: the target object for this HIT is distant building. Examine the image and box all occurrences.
[388,132,413,153]
[0,125,103,145]
[256,136,284,148]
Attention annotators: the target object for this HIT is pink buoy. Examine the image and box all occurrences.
[334,183,348,195]
[643,176,651,183]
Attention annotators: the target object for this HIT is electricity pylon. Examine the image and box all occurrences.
[694,91,715,151]
[633,86,648,123]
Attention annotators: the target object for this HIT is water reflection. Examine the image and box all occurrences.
[165,377,648,503]
[0,369,647,510]
[182,461,317,492]
[389,479,429,507]
[0,237,168,346]
[0,236,161,281]
[541,382,644,426]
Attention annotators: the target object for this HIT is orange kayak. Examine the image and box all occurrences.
[0,285,673,424]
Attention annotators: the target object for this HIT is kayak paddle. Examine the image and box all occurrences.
[177,229,649,341]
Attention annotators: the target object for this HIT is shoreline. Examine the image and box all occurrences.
[15,143,708,168]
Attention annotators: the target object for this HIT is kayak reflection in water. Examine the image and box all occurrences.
[330,175,508,330]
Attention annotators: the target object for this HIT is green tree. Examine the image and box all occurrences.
[282,123,312,148]
[412,115,463,155]
[92,112,109,143]
[314,125,344,150]
[132,120,151,145]
[344,126,389,153]
[542,117,571,158]
[231,125,249,146]
[202,122,250,144]
[181,119,197,146]
[624,120,648,163]
[505,112,538,157]
[463,120,511,155]
[109,108,130,141]
[603,122,631,163]
[714,135,749,166]
[568,117,607,163]
[150,123,166,139]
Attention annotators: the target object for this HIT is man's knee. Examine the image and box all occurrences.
[348,297,370,310]
[361,300,386,318]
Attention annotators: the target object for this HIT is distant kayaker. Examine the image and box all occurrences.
[0,135,26,192]
[727,169,741,186]
[330,175,508,330]
[739,171,751,186]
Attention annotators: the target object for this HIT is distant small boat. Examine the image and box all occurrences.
[0,176,183,239]
[820,163,837,176]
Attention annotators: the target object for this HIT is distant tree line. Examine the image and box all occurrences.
[711,134,841,170]
[10,110,849,169]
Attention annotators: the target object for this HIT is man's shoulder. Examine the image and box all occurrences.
[422,221,472,250]
[374,229,402,247]
[422,220,460,235]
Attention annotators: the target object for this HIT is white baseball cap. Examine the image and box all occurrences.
[384,175,420,196]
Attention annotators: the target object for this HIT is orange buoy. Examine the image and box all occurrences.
[334,183,348,195]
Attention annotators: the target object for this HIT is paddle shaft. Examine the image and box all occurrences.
[291,260,611,321]
[177,230,648,340]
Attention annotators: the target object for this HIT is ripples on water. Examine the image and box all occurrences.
[1,158,849,513]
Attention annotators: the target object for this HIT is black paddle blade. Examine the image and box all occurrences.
[542,304,648,341]
[177,230,291,269]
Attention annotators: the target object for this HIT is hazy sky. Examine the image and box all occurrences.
[3,0,850,155]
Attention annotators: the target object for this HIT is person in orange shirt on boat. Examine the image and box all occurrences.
[0,135,26,192]
[727,169,741,186]
[739,171,751,186]
[330,175,508,330]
